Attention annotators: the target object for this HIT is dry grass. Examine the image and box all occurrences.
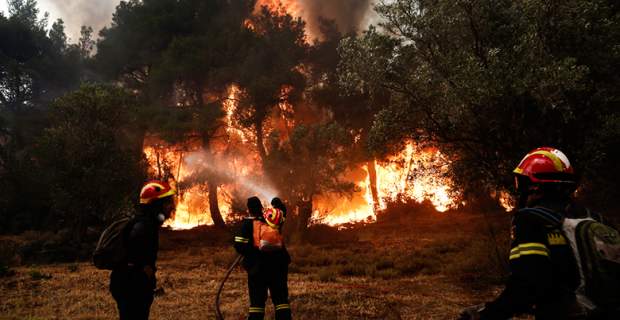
[0,209,532,320]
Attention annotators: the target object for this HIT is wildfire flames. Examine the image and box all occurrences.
[315,143,462,227]
[144,137,463,230]
[255,0,304,18]
[498,191,516,212]
[143,143,234,230]
[141,3,464,230]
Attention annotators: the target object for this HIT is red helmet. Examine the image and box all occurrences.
[513,147,575,184]
[263,208,284,228]
[140,180,176,204]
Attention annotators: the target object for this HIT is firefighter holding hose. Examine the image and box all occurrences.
[459,147,620,319]
[234,196,292,320]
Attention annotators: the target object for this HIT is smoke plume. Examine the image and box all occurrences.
[183,150,279,204]
[299,0,373,36]
[47,0,120,42]
[47,0,374,42]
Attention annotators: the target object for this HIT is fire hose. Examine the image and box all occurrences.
[215,254,243,320]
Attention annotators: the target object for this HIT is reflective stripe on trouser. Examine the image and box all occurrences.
[248,263,291,320]
[275,303,292,320]
[275,304,290,311]
[248,306,265,320]
[235,236,249,244]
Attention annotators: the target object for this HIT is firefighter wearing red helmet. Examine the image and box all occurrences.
[109,180,176,320]
[460,147,592,320]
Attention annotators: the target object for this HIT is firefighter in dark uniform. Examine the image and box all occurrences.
[110,180,176,320]
[234,196,292,320]
[460,147,586,320]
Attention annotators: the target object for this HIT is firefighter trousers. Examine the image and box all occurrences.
[110,268,155,320]
[247,263,291,320]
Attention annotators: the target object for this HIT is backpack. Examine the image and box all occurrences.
[93,217,133,270]
[524,207,620,311]
[253,219,284,252]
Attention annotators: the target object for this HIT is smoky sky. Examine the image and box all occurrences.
[20,0,374,42]
[299,0,373,37]
[47,0,120,42]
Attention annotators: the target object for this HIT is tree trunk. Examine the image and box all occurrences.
[201,130,225,229]
[297,198,313,237]
[367,159,380,212]
[207,178,226,228]
[255,119,268,167]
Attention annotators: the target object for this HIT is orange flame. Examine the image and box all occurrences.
[255,0,304,18]
[143,143,235,230]
[224,84,250,144]
[315,142,462,226]
[498,190,515,212]
[147,77,464,229]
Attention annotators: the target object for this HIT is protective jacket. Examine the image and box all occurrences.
[481,200,583,319]
[234,215,291,320]
[234,217,291,272]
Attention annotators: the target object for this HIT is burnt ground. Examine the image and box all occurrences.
[0,208,534,319]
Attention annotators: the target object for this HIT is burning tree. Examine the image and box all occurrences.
[95,0,258,228]
[235,4,308,167]
[339,0,620,208]
[265,122,355,235]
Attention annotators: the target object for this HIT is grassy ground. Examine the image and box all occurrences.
[0,208,531,320]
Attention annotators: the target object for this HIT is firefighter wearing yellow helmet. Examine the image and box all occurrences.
[459,147,615,320]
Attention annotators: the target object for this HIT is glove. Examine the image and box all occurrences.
[458,304,485,320]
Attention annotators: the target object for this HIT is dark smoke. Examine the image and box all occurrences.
[48,0,119,42]
[298,0,373,37]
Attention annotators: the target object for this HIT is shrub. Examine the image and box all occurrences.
[29,269,52,280]
[318,268,337,282]
[0,264,14,277]
[67,264,79,273]
[338,262,371,277]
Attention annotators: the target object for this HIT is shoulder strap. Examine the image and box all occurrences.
[517,207,563,226]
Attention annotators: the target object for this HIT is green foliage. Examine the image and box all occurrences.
[0,1,86,233]
[266,122,356,230]
[78,25,94,59]
[340,0,620,207]
[235,5,308,163]
[0,0,81,111]
[267,122,355,202]
[48,19,67,51]
[96,0,251,100]
[37,85,146,239]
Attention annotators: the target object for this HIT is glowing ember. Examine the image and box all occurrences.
[224,85,249,144]
[499,190,515,212]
